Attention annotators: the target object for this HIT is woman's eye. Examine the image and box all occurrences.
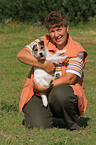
[57,29,62,31]
[49,31,54,33]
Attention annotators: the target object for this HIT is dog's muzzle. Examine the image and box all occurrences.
[39,52,45,60]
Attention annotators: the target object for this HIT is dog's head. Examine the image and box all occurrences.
[32,41,45,60]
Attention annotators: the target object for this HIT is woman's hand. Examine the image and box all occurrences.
[33,79,48,92]
[17,47,55,74]
[42,60,55,74]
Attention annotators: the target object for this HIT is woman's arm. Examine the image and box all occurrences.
[33,55,84,92]
[17,47,55,74]
[33,72,78,92]
[52,72,77,87]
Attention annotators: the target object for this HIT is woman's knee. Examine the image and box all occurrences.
[23,113,53,129]
[23,95,53,129]
[49,84,74,105]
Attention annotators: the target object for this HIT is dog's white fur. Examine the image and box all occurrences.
[31,41,68,107]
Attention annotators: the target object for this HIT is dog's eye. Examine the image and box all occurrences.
[34,49,38,51]
[41,47,43,50]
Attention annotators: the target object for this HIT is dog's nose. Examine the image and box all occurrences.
[39,52,43,56]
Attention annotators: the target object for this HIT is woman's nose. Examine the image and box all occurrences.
[54,30,59,37]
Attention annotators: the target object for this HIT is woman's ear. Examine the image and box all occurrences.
[67,25,69,32]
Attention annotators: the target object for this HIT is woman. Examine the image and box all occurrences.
[17,11,88,131]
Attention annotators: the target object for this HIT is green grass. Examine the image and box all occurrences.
[0,22,96,145]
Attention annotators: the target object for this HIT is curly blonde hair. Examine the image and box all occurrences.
[44,11,68,29]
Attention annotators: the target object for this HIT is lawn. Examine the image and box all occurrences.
[0,22,96,145]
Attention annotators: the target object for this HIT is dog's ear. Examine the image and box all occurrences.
[33,44,37,50]
[38,41,44,46]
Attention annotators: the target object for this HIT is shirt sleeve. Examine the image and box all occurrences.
[66,52,84,78]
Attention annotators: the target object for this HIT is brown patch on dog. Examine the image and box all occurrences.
[33,45,38,54]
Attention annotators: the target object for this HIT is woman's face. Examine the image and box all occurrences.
[48,25,69,50]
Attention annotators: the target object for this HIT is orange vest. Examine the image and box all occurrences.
[19,35,88,115]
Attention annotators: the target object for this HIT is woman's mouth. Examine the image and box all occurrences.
[55,36,62,42]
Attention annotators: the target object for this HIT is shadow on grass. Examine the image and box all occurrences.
[77,117,90,128]
[22,116,90,130]
[53,116,90,129]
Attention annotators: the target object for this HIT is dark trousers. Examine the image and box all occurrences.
[23,84,80,130]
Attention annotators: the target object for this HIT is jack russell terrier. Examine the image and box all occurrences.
[30,41,68,107]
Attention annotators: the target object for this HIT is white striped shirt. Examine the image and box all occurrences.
[66,52,84,78]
